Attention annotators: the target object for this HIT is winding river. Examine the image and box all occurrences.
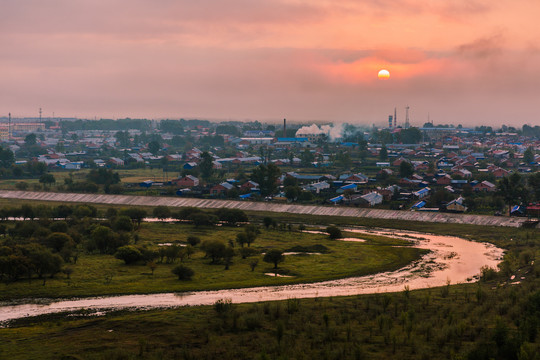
[0,229,504,324]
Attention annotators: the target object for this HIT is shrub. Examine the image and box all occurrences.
[172,264,194,280]
[326,226,342,240]
[214,298,233,314]
[115,245,143,265]
[187,236,201,246]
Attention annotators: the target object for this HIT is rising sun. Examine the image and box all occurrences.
[378,69,390,80]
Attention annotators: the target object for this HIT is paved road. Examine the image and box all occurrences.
[0,190,530,228]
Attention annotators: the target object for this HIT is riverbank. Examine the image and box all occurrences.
[0,228,503,324]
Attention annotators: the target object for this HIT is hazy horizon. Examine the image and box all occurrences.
[2,1,540,127]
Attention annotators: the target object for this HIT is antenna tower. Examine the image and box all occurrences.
[394,108,397,127]
[405,106,410,129]
[8,113,11,140]
[39,107,42,122]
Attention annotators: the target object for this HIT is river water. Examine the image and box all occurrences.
[0,229,503,324]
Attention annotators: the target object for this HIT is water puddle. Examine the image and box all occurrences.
[0,228,504,325]
[339,238,366,242]
[264,273,295,278]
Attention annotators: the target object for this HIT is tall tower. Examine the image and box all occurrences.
[405,106,410,129]
[394,107,397,128]
[283,118,286,137]
[39,107,42,122]
[8,112,11,140]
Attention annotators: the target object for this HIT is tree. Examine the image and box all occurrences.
[189,212,217,227]
[112,215,134,232]
[27,245,63,284]
[236,232,249,248]
[523,146,535,164]
[115,245,143,265]
[148,140,161,155]
[90,225,115,254]
[120,208,147,229]
[87,168,120,186]
[251,163,281,196]
[201,240,226,264]
[115,131,130,147]
[39,173,56,188]
[399,161,414,178]
[199,151,214,180]
[300,149,315,167]
[284,186,300,201]
[0,146,15,168]
[223,246,235,270]
[283,176,298,187]
[397,127,422,144]
[497,173,527,215]
[44,232,74,253]
[263,249,284,269]
[153,206,171,221]
[326,226,342,240]
[528,172,540,202]
[263,217,275,229]
[215,208,248,225]
[243,225,259,247]
[24,133,37,146]
[172,265,194,280]
[379,146,388,161]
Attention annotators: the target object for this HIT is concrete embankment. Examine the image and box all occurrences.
[0,190,529,228]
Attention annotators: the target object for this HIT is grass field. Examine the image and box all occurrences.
[0,222,423,301]
[1,279,538,360]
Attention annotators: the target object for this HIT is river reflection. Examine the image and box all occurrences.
[0,229,503,324]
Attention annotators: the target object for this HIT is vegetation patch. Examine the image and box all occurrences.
[0,204,423,301]
[285,244,330,254]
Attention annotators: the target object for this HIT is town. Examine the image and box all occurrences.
[0,115,538,220]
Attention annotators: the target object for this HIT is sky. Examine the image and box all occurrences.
[1,0,540,127]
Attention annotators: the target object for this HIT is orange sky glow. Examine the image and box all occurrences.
[1,0,540,126]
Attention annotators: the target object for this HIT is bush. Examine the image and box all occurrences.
[215,208,248,225]
[113,215,134,232]
[326,226,342,240]
[187,236,201,246]
[15,181,28,190]
[214,298,233,314]
[172,264,194,280]
[49,221,69,233]
[480,266,498,282]
[115,245,143,265]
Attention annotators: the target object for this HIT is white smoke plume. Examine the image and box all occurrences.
[295,124,343,141]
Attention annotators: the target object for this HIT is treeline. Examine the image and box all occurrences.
[0,204,253,283]
[60,118,152,132]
